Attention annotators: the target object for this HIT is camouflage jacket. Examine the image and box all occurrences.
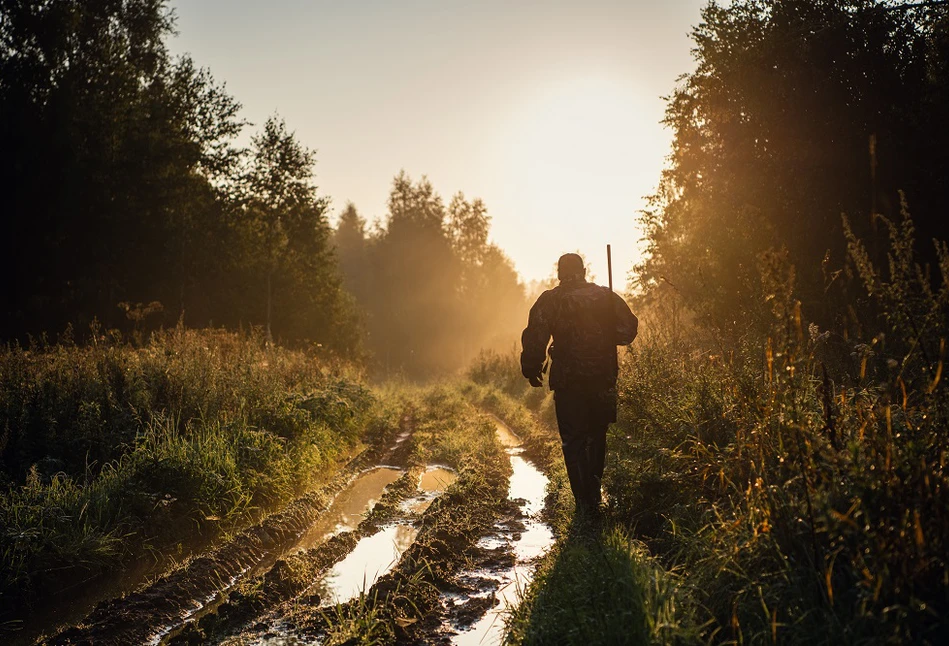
[520,279,638,392]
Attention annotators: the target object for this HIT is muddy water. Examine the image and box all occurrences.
[311,466,457,604]
[421,466,458,492]
[408,466,458,513]
[294,467,404,551]
[243,465,458,644]
[449,418,555,646]
[312,523,419,604]
[154,467,407,645]
[17,549,189,646]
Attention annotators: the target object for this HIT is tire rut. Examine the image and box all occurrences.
[224,415,553,646]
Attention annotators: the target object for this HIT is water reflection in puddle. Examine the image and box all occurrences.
[249,464,460,644]
[315,466,456,603]
[421,466,457,493]
[250,624,316,646]
[313,523,419,605]
[493,420,522,448]
[408,466,458,514]
[449,418,554,646]
[294,467,403,551]
[159,468,407,644]
[509,455,545,517]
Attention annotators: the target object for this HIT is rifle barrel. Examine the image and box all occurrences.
[607,244,613,292]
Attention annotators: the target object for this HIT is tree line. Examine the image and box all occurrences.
[0,0,525,374]
[335,175,525,377]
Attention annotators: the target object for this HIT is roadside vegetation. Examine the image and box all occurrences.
[612,1,949,642]
[0,327,378,620]
[472,206,949,644]
[609,213,949,643]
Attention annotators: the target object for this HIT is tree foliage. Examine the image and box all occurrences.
[2,0,235,331]
[639,0,949,331]
[0,0,357,351]
[0,0,525,367]
[234,116,357,350]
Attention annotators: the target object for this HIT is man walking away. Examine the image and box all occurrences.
[520,253,638,518]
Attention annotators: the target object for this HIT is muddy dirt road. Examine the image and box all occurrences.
[46,397,556,645]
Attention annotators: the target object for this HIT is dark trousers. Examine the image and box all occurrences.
[554,388,616,511]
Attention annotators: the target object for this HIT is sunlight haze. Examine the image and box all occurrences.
[168,0,705,287]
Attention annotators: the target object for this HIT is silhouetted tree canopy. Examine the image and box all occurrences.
[334,203,371,304]
[639,0,949,331]
[1,0,359,352]
[235,116,359,351]
[2,0,239,333]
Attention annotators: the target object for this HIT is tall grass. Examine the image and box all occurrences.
[0,327,375,614]
[609,209,949,643]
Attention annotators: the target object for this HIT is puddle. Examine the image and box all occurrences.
[420,466,458,493]
[153,467,406,644]
[508,455,545,517]
[294,467,403,551]
[408,466,458,513]
[312,523,419,605]
[312,466,455,603]
[244,464,457,643]
[392,430,411,447]
[447,417,554,646]
[493,419,522,449]
[13,552,184,646]
[249,625,316,646]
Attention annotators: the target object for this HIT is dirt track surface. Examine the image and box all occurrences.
[46,405,555,646]
[205,416,552,645]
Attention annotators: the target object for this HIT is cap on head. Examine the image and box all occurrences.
[557,253,585,281]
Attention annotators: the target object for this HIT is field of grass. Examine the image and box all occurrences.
[0,327,380,620]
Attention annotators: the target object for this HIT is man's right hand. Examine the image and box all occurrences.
[528,374,543,388]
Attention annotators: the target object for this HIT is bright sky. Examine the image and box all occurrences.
[167,0,705,287]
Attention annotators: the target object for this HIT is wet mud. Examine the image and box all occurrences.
[313,466,457,606]
[234,416,554,646]
[168,464,457,644]
[442,419,554,645]
[45,409,554,646]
